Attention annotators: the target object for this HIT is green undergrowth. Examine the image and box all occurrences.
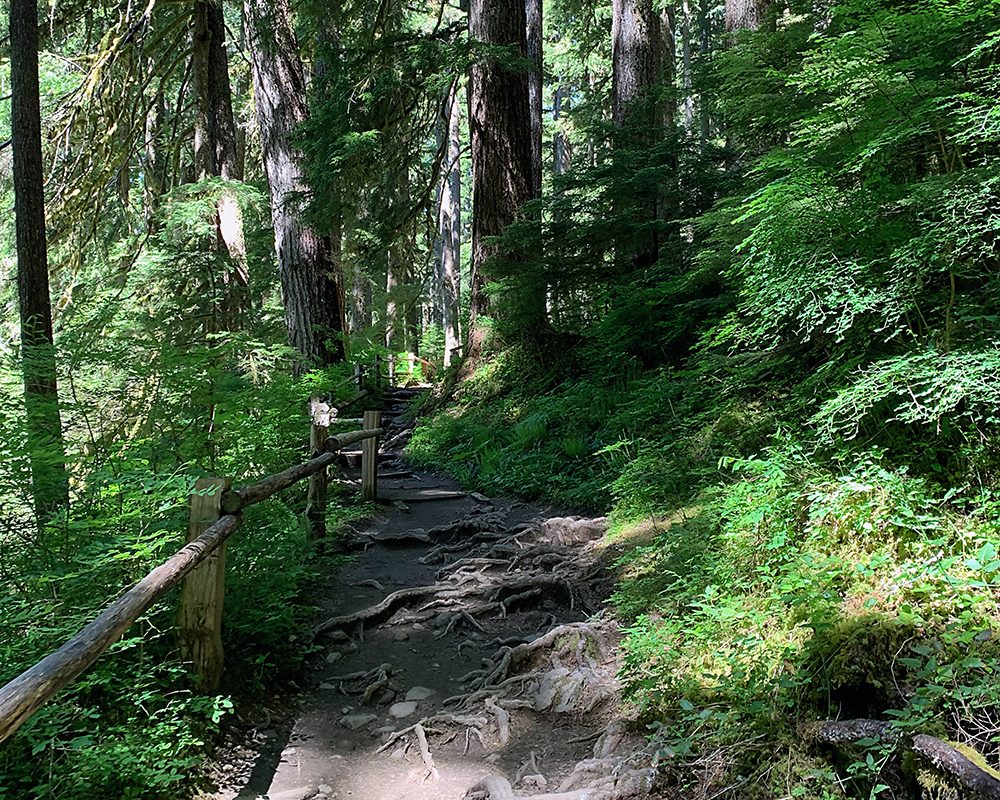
[410,339,1000,798]
[0,352,368,800]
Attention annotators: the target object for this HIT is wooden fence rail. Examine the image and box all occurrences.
[0,421,384,747]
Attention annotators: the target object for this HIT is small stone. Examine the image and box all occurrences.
[378,690,397,706]
[471,492,491,504]
[326,651,343,663]
[267,788,315,800]
[405,686,433,701]
[411,623,426,632]
[318,785,334,796]
[328,630,351,643]
[432,663,441,670]
[319,683,336,690]
[486,753,502,764]
[341,706,352,714]
[521,775,548,791]
[393,630,410,642]
[389,701,418,719]
[341,713,377,730]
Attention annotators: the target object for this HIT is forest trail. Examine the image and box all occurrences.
[205,389,655,800]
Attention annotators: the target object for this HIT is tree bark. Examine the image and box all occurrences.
[244,0,345,368]
[726,0,769,33]
[612,0,664,271]
[207,4,242,183]
[611,0,662,127]
[553,80,572,178]
[11,0,69,523]
[468,0,536,340]
[192,3,213,182]
[350,258,372,334]
[206,2,250,326]
[386,240,404,352]
[437,84,462,366]
[699,0,711,143]
[526,0,543,200]
[143,83,166,229]
[662,5,676,130]
[681,0,694,133]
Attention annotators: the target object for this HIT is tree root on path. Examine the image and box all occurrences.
[474,619,615,691]
[464,763,656,800]
[314,586,439,634]
[321,662,396,702]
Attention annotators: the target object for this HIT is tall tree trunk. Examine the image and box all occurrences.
[207,4,241,183]
[699,0,711,143]
[551,79,571,327]
[526,0,543,200]
[726,0,769,32]
[351,258,372,334]
[681,0,694,133]
[143,83,165,229]
[611,0,662,127]
[192,3,212,182]
[206,2,250,327]
[245,0,345,368]
[385,245,403,352]
[404,263,420,356]
[11,0,69,522]
[612,0,663,270]
[662,5,676,130]
[553,81,572,178]
[385,169,412,353]
[437,84,462,366]
[468,0,537,345]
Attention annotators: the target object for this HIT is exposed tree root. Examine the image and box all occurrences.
[314,586,438,634]
[322,662,395,702]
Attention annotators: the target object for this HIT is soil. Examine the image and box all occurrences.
[200,390,654,800]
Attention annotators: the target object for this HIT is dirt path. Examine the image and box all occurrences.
[206,391,655,800]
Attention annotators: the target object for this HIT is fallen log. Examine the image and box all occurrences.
[912,734,1000,800]
[803,719,1000,799]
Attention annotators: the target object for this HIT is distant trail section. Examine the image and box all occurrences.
[207,388,655,800]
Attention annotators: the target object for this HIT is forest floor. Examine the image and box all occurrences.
[199,390,656,800]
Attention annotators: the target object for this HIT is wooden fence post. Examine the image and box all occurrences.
[307,399,331,542]
[177,476,232,692]
[361,410,381,502]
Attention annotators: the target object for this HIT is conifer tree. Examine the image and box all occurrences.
[11,0,69,522]
[468,0,538,347]
[244,0,346,368]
